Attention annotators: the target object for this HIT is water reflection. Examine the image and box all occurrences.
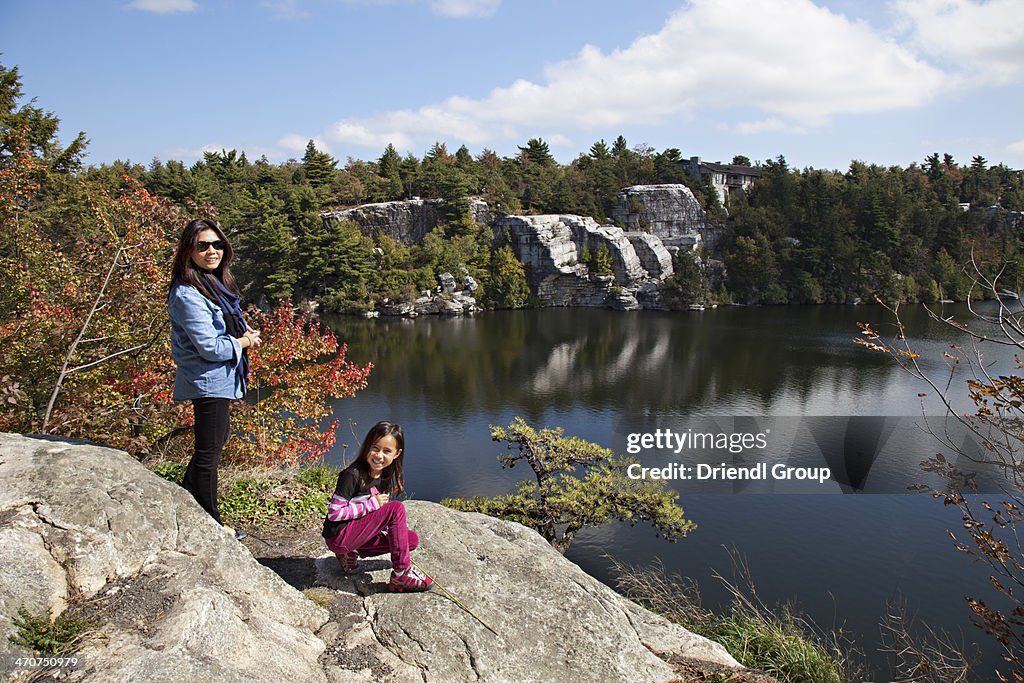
[322,303,1019,676]
[325,304,1009,422]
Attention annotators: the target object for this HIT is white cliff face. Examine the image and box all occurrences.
[322,199,491,245]
[324,199,442,244]
[627,232,674,279]
[613,184,706,249]
[494,214,674,310]
[320,193,698,311]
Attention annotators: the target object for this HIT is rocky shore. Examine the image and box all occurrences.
[0,433,775,682]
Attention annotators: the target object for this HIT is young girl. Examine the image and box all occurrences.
[322,421,433,592]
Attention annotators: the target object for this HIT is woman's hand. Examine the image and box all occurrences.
[374,492,390,507]
[241,328,261,349]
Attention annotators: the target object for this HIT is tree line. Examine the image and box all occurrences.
[89,140,1024,313]
[8,59,1024,318]
[720,154,1024,306]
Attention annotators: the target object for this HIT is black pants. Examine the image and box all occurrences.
[183,397,230,524]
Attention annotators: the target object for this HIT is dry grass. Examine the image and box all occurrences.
[611,555,867,683]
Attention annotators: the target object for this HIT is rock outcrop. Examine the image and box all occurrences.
[322,199,491,245]
[323,199,442,244]
[316,501,740,682]
[494,214,672,309]
[319,193,707,310]
[613,184,706,249]
[379,291,479,317]
[0,433,746,682]
[0,433,328,683]
[627,232,675,279]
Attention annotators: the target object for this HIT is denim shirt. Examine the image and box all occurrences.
[169,283,246,401]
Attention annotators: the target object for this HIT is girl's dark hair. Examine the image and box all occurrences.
[353,421,405,496]
[170,218,239,301]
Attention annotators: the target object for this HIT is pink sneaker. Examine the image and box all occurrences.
[337,551,359,573]
[389,565,433,592]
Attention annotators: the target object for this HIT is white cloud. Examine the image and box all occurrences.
[160,143,228,159]
[160,143,282,162]
[278,134,331,155]
[340,0,499,18]
[430,0,500,18]
[731,118,807,135]
[325,0,944,151]
[1008,139,1024,155]
[894,0,1024,86]
[126,0,197,14]
[545,133,575,148]
[261,0,311,20]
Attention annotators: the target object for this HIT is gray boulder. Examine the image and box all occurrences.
[0,433,328,683]
[316,501,740,682]
[438,271,457,293]
[626,231,675,279]
[379,293,478,317]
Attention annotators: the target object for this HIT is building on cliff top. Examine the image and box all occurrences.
[681,156,761,206]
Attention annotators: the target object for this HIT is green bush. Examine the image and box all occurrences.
[9,607,95,656]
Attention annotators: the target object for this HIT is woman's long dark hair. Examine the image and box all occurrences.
[351,421,406,496]
[170,218,239,301]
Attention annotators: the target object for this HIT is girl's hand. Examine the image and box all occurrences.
[374,492,390,507]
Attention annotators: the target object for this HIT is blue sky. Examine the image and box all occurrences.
[2,0,1023,171]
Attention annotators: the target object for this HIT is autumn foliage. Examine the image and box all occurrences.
[858,286,1024,681]
[0,97,371,466]
[222,300,371,467]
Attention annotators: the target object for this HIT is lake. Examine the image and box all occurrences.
[321,303,1020,678]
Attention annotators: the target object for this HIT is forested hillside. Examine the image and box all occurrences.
[6,61,1024,313]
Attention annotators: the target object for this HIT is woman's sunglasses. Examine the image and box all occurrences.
[196,240,225,252]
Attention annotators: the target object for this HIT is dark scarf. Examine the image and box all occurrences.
[204,273,250,383]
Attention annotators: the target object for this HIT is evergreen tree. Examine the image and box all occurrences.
[725,234,787,304]
[378,143,404,200]
[516,138,559,213]
[583,139,618,219]
[483,243,531,309]
[443,418,694,554]
[316,218,376,311]
[589,243,614,277]
[662,250,708,307]
[371,234,418,303]
[477,148,520,215]
[653,148,688,184]
[237,187,298,301]
[399,152,421,199]
[0,63,87,175]
[302,140,337,190]
[611,135,629,158]
[438,166,473,234]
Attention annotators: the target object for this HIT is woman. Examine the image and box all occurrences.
[168,218,261,539]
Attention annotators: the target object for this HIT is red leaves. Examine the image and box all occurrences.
[222,299,372,468]
[1,126,373,470]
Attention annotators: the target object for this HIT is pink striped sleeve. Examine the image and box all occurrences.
[326,494,380,522]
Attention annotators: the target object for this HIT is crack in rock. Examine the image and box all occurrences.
[458,632,482,681]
